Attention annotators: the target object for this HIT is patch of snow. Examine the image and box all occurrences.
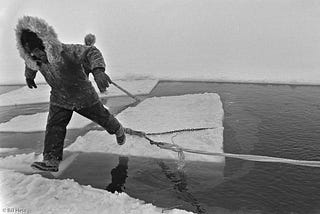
[0,170,193,214]
[0,152,78,178]
[0,153,41,173]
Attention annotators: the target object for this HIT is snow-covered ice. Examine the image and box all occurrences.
[117,93,223,133]
[0,79,158,107]
[0,153,42,173]
[0,111,93,132]
[0,93,223,213]
[0,170,193,214]
[0,152,79,178]
[66,93,224,162]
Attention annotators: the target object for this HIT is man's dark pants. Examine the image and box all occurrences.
[43,102,121,161]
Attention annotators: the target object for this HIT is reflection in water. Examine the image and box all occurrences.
[106,156,129,193]
[158,161,206,214]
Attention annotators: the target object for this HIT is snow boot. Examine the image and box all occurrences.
[31,159,60,172]
[116,125,126,145]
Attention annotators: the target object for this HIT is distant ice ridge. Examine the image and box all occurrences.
[0,148,18,153]
[108,70,320,86]
[0,170,193,214]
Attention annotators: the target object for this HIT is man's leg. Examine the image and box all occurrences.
[43,104,73,161]
[76,102,125,144]
[32,104,73,171]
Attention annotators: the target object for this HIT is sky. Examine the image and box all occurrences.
[0,0,320,85]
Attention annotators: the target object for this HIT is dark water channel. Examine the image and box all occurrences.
[1,81,320,214]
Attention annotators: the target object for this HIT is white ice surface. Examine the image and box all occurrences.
[0,152,78,178]
[0,148,18,153]
[0,111,92,132]
[0,79,158,107]
[66,93,224,162]
[0,170,193,214]
[0,153,42,173]
[117,93,223,133]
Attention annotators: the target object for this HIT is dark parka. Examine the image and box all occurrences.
[15,16,123,162]
[16,16,105,110]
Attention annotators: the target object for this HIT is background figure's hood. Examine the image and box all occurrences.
[15,16,62,70]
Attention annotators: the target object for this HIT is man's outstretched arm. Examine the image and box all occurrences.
[87,46,112,92]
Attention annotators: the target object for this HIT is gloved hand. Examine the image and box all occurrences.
[92,68,112,92]
[26,78,37,89]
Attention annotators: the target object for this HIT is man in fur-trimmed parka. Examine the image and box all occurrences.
[15,16,126,172]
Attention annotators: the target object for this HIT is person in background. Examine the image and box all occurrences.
[15,16,126,172]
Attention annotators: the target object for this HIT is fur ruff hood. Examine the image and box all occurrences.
[15,16,62,70]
